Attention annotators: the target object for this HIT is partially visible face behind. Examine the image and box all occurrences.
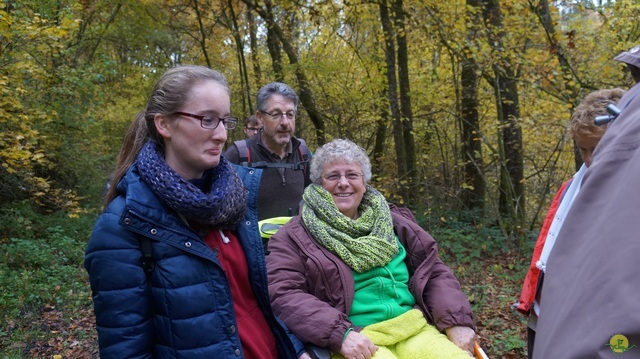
[243,122,262,138]
[157,80,230,179]
[574,134,601,168]
[320,160,366,220]
[259,94,296,149]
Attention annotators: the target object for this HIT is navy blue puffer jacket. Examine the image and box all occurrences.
[85,164,303,358]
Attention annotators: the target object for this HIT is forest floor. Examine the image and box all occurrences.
[11,251,528,359]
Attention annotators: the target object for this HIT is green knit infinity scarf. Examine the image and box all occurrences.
[301,184,398,273]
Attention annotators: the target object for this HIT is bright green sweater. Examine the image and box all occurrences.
[348,238,416,327]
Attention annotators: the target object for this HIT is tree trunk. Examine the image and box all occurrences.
[482,0,525,237]
[499,70,524,224]
[393,0,417,206]
[379,0,408,204]
[372,88,389,178]
[191,0,212,68]
[264,3,284,82]
[460,0,485,212]
[226,0,252,113]
[247,7,262,87]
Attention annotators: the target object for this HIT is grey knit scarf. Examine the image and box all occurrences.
[301,184,398,272]
[136,140,246,228]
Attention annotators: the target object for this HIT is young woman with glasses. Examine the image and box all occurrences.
[85,65,309,359]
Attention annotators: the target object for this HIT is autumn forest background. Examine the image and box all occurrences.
[1,0,638,357]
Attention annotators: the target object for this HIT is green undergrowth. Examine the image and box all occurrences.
[414,209,533,358]
[0,202,98,357]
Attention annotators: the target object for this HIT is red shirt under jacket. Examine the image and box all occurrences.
[205,229,277,359]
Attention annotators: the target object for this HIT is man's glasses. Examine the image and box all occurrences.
[245,126,262,133]
[322,172,363,183]
[174,112,238,130]
[260,110,296,122]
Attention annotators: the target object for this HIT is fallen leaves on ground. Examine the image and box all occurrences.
[25,304,98,359]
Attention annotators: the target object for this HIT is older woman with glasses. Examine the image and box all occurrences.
[266,139,476,359]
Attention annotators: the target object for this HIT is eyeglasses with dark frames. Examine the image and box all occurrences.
[174,112,238,130]
[260,110,297,121]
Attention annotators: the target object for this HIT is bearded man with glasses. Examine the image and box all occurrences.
[225,82,312,221]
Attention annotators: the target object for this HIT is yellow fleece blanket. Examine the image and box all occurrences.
[332,309,470,359]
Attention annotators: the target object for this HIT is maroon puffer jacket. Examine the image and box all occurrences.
[266,205,475,352]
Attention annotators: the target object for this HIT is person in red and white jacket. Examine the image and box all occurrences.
[517,88,625,359]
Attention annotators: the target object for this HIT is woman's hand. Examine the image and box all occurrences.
[445,325,476,356]
[298,352,313,359]
[339,330,378,359]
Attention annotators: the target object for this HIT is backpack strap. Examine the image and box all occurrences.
[296,138,312,186]
[242,161,307,170]
[234,139,251,166]
[140,236,155,274]
[297,138,311,162]
[234,138,311,172]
